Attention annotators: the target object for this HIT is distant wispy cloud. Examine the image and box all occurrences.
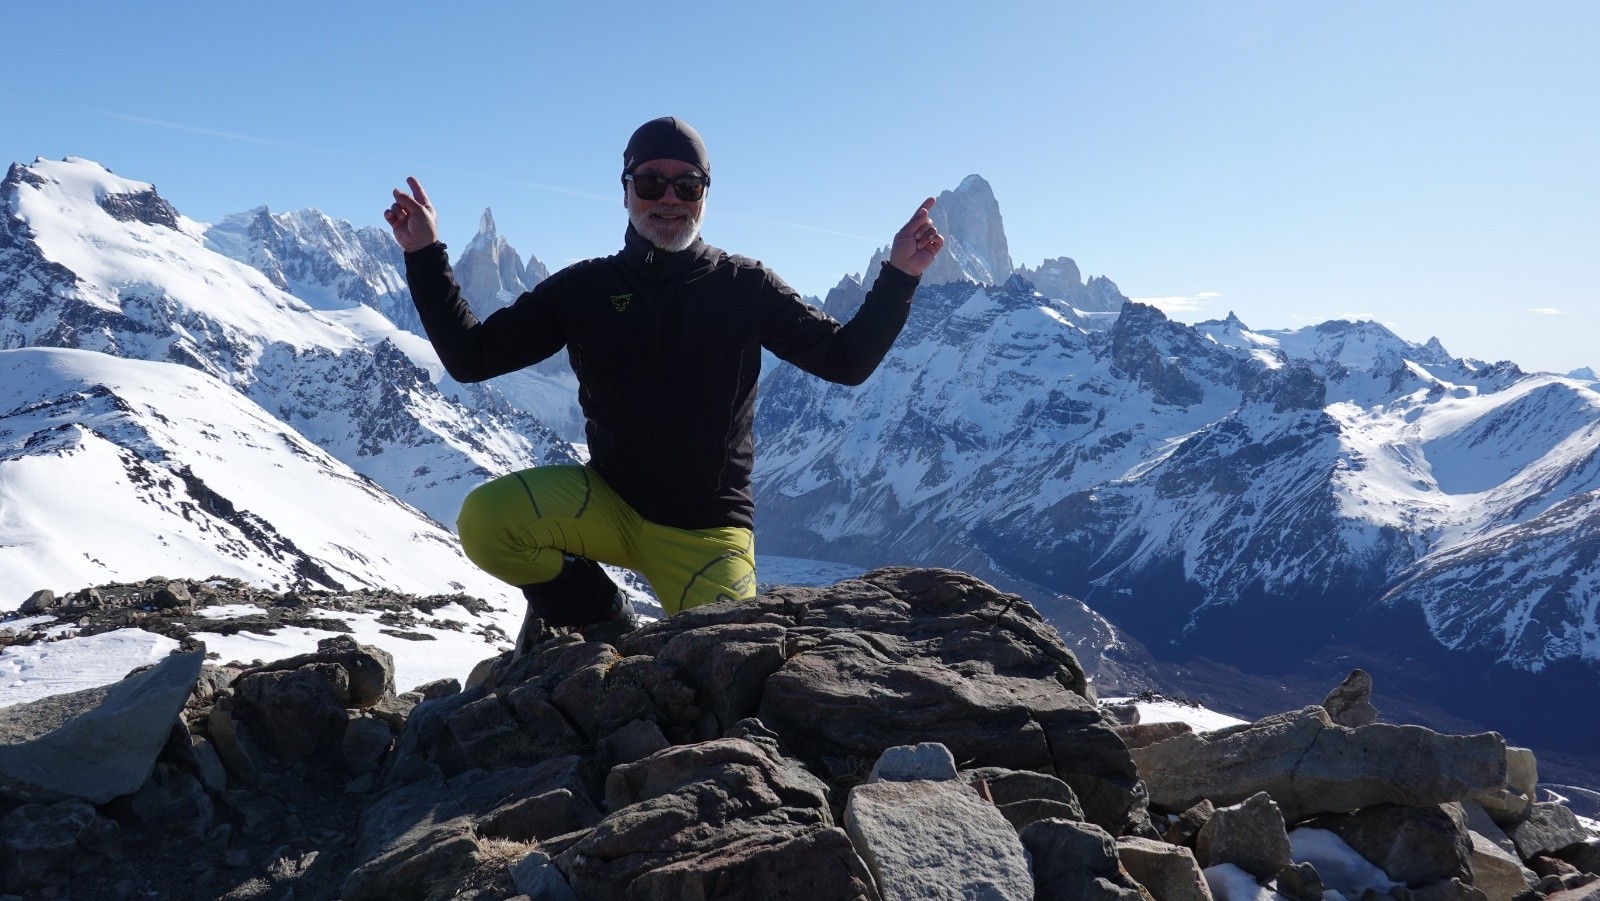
[99,113,868,244]
[1131,291,1222,315]
[103,112,317,151]
[718,212,877,243]
[1528,307,1566,315]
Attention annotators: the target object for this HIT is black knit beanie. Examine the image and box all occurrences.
[622,117,710,184]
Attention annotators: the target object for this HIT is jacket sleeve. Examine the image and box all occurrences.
[403,242,566,383]
[759,261,918,386]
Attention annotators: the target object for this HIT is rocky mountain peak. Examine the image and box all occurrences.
[862,173,1013,289]
[455,207,549,318]
[1012,258,1131,313]
[467,208,501,253]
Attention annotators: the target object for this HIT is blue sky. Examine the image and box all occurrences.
[7,1,1597,373]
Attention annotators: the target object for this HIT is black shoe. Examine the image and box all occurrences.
[515,556,637,654]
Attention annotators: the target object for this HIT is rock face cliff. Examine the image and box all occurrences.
[0,569,1587,900]
[865,174,1014,288]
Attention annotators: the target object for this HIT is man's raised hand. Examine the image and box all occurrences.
[384,177,439,253]
[887,197,944,279]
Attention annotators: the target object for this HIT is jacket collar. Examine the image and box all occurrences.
[622,223,716,281]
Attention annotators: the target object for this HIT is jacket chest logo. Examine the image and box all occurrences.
[609,293,633,312]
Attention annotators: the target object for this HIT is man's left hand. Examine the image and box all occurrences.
[887,197,944,278]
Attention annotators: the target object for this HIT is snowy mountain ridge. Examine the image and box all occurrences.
[3,153,1598,778]
[0,345,512,599]
[0,157,579,531]
[755,272,1600,678]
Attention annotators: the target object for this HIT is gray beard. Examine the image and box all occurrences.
[630,204,703,252]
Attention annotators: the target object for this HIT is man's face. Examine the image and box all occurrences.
[626,158,706,252]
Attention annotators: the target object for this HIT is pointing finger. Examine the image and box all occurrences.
[897,197,937,237]
[407,176,431,208]
[392,187,425,217]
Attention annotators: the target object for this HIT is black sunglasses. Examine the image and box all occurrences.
[625,172,709,202]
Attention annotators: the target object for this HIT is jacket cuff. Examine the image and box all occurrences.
[403,242,449,265]
[877,260,921,287]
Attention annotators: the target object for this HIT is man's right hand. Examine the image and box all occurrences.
[384,176,439,253]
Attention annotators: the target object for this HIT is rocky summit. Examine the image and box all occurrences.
[0,568,1593,900]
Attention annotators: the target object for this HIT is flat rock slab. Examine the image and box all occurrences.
[846,776,1031,901]
[1117,836,1213,901]
[0,650,203,804]
[1132,706,1506,822]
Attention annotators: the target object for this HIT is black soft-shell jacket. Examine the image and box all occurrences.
[405,225,918,530]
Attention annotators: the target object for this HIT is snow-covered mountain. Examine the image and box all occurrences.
[203,205,419,334]
[756,271,1600,670]
[0,157,578,527]
[4,154,1597,776]
[863,174,1014,289]
[0,346,513,599]
[453,207,549,320]
[754,270,1600,773]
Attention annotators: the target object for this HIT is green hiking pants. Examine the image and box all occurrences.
[456,464,756,615]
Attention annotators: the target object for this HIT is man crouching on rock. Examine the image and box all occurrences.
[385,116,944,651]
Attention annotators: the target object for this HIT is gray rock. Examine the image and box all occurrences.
[1101,703,1141,726]
[1531,856,1583,879]
[1115,721,1193,750]
[1458,801,1540,901]
[1409,878,1490,901]
[963,766,1086,831]
[185,734,229,793]
[1321,669,1378,726]
[1020,818,1147,901]
[1511,803,1591,861]
[18,590,55,615]
[734,570,1145,834]
[152,582,194,612]
[1476,747,1539,826]
[1305,803,1472,888]
[1276,862,1324,901]
[409,678,462,701]
[342,774,479,901]
[625,825,880,901]
[870,742,958,783]
[446,756,590,822]
[479,788,601,844]
[1459,800,1519,857]
[560,738,856,899]
[207,702,269,786]
[1116,835,1213,901]
[1164,800,1214,848]
[1195,791,1292,880]
[596,718,670,769]
[1131,706,1507,822]
[235,665,349,762]
[1545,881,1600,901]
[510,850,578,901]
[0,799,121,892]
[369,692,419,731]
[1555,840,1600,874]
[444,693,544,772]
[341,814,480,901]
[655,622,789,733]
[108,761,213,842]
[237,635,395,709]
[343,714,394,774]
[845,776,1031,900]
[0,650,203,804]
[604,737,829,815]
